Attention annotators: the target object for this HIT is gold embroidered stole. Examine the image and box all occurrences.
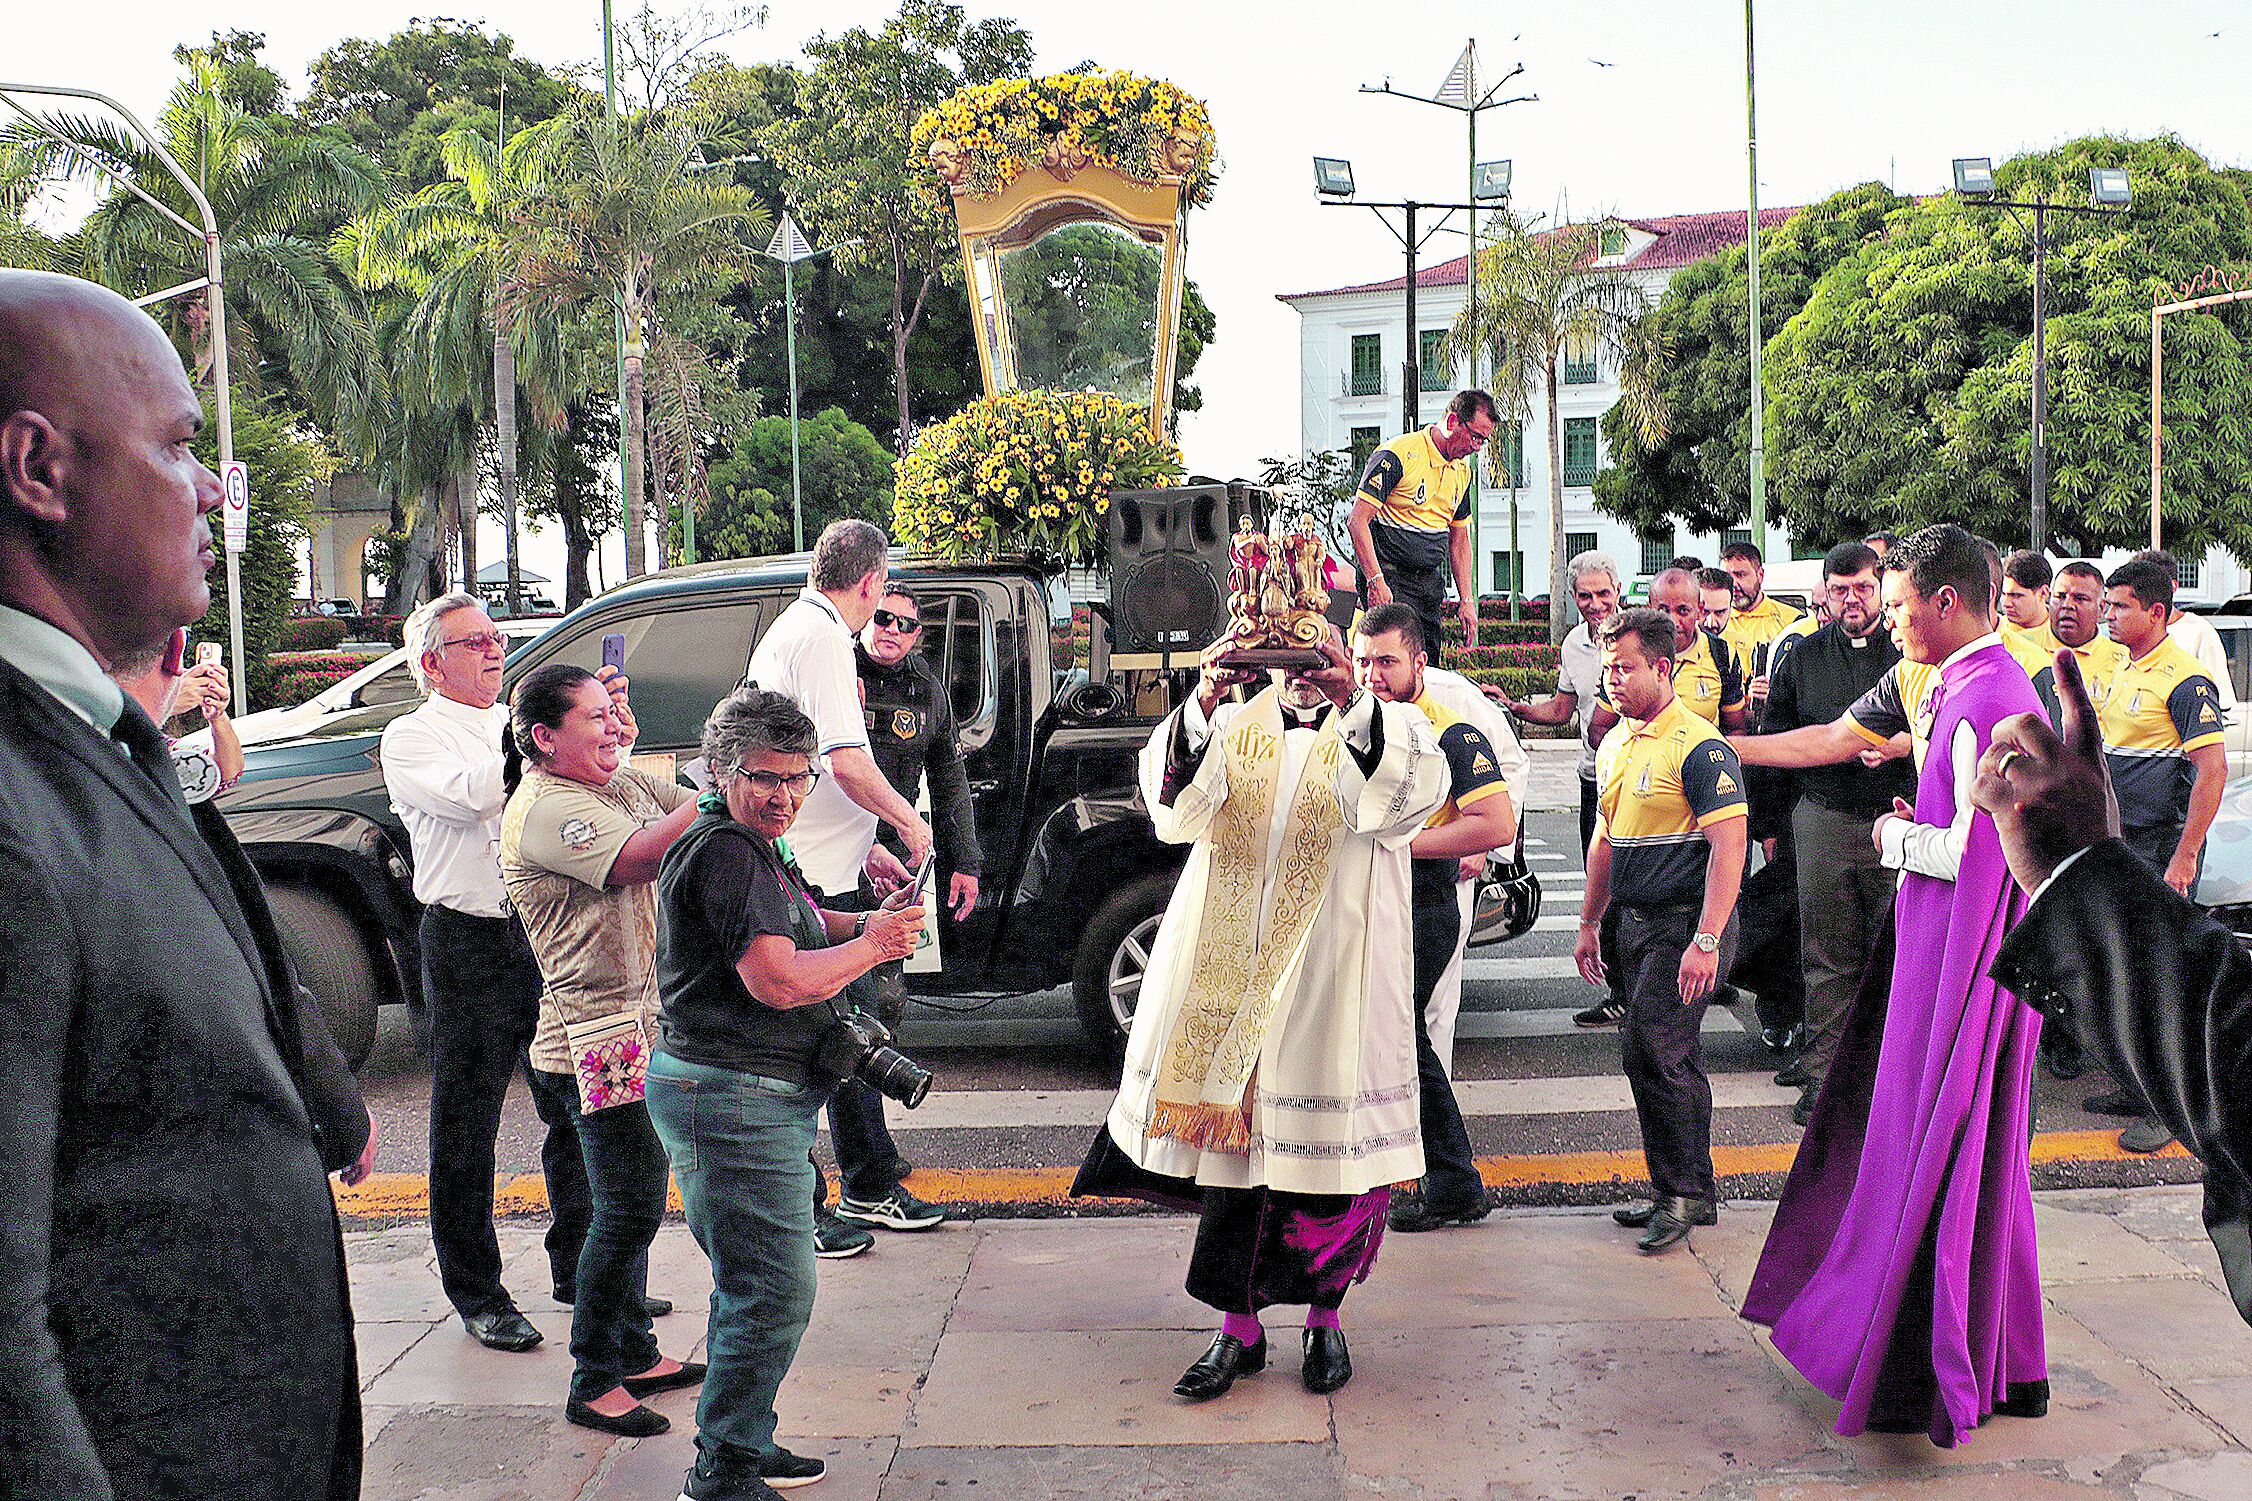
[1149,692,1347,1153]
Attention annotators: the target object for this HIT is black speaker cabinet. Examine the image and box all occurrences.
[1105,483,1269,668]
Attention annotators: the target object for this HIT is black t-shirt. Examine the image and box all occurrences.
[654,810,837,1084]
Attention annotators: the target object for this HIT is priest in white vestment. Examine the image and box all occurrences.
[1072,629,1448,1402]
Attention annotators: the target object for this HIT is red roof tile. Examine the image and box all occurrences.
[1277,205,1799,301]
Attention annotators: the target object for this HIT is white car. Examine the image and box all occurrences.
[233,617,552,748]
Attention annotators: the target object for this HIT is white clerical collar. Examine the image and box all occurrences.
[1938,631,2004,676]
[425,690,504,726]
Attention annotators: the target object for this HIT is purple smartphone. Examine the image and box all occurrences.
[601,632,626,673]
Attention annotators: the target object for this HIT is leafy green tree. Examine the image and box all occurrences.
[190,394,329,668]
[1595,181,1905,537]
[999,223,1216,419]
[1766,136,2252,556]
[759,0,1034,451]
[524,397,623,607]
[1444,218,1666,642]
[669,406,896,559]
[508,105,770,578]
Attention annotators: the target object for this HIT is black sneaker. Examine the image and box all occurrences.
[835,1184,946,1231]
[680,1444,783,1501]
[812,1206,874,1260]
[758,1446,828,1489]
[1573,998,1627,1029]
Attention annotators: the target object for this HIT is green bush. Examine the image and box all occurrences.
[1476,620,1551,646]
[1447,643,1561,673]
[278,616,349,652]
[1459,665,1559,702]
[257,666,358,711]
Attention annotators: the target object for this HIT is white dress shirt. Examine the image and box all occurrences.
[1877,632,2000,883]
[380,691,512,917]
[748,588,879,896]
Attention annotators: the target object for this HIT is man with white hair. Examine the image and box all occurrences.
[381,591,597,1351]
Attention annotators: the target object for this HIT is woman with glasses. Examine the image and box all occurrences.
[498,662,702,1437]
[647,686,923,1501]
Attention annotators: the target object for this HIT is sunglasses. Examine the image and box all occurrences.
[871,609,921,633]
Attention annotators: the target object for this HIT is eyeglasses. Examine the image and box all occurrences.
[734,766,822,799]
[871,609,921,633]
[441,632,508,654]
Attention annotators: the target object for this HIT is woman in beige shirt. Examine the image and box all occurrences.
[499,662,700,1437]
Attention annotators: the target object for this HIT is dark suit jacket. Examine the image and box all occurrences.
[1992,837,2252,1323]
[0,659,359,1499]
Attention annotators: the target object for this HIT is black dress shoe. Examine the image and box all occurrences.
[1773,1060,1811,1089]
[1637,1196,1712,1254]
[1792,1086,1817,1127]
[462,1307,544,1352]
[554,1286,675,1319]
[1173,1332,1266,1401]
[1301,1327,1352,1393]
[1614,1199,1716,1229]
[564,1396,670,1437]
[1386,1195,1493,1233]
[622,1360,706,1398]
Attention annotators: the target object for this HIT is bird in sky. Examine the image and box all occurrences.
[1588,57,1614,68]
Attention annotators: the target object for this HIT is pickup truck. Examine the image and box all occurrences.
[219,552,1536,1067]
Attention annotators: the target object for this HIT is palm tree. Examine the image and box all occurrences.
[507,105,768,578]
[1445,218,1668,645]
[0,154,59,271]
[340,124,571,613]
[1,54,386,434]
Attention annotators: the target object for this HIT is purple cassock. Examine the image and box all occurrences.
[1743,638,2048,1447]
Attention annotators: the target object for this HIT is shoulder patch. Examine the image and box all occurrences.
[558,816,599,853]
[1713,771,1739,795]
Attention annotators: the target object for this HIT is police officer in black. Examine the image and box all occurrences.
[821,586,984,1236]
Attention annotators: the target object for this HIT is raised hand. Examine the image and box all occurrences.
[1971,647,2119,894]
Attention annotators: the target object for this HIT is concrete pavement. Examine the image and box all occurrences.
[352,1184,2252,1500]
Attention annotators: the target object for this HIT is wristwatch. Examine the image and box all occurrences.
[1692,931,1721,954]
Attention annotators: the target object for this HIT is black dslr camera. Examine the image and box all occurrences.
[814,1002,933,1109]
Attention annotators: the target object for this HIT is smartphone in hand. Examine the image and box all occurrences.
[881,847,935,909]
[195,642,222,669]
[602,632,626,673]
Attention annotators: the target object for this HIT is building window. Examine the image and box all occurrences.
[1349,333,1383,396]
[1566,531,1599,568]
[1491,550,1525,593]
[1418,328,1452,392]
[1640,534,1674,577]
[1599,222,1628,258]
[1348,425,1383,474]
[1562,337,1598,385]
[1563,417,1599,486]
[1721,528,1752,555]
[1489,423,1527,488]
[2179,555,2203,590]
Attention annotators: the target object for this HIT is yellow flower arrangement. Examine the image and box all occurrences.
[912,70,1219,207]
[892,392,1184,568]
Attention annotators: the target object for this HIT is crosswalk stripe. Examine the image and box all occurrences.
[1460,955,1579,981]
[1528,852,1568,863]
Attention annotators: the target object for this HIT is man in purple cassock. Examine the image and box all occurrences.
[1743,525,2050,1447]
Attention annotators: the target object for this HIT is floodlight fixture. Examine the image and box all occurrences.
[1952,156,1995,196]
[1473,159,1513,203]
[2090,166,2131,208]
[1313,156,1355,199]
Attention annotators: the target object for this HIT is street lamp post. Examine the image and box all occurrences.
[0,80,246,710]
[762,213,858,553]
[1953,157,2131,554]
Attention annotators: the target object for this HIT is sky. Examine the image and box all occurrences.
[9,0,2247,590]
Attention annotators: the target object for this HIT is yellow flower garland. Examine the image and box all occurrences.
[912,70,1219,207]
[892,392,1183,567]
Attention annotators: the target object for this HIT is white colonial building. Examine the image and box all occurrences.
[1280,207,2247,607]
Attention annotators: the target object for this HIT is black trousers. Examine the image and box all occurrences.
[813,883,907,1207]
[1578,775,1599,857]
[1361,565,1447,656]
[421,906,591,1316]
[1411,889,1481,1211]
[1617,903,1736,1205]
[1733,836,1806,1036]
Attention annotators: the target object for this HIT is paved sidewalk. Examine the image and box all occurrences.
[353,1185,2252,1500]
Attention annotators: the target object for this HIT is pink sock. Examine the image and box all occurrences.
[1306,1307,1341,1331]
[1222,1312,1263,1345]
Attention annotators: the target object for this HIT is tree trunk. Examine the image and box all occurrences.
[1545,358,1568,648]
[495,311,522,614]
[387,484,444,616]
[455,473,477,593]
[622,347,648,579]
[892,250,913,456]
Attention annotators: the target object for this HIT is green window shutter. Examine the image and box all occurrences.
[1722,528,1753,554]
[1562,337,1598,385]
[1418,329,1451,392]
[1490,551,1525,592]
[1348,426,1382,473]
[1600,223,1627,258]
[2180,555,2203,590]
[1563,417,1599,486]
[1350,334,1383,396]
[1565,531,1599,566]
[1640,534,1674,577]
[1487,423,1527,488]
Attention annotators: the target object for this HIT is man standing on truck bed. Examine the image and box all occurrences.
[747,519,944,1257]
[1348,388,1498,655]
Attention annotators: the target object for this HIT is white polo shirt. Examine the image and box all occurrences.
[748,588,879,896]
[1558,620,1605,782]
[380,691,512,918]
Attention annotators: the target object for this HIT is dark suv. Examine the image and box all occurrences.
[220,553,1536,1066]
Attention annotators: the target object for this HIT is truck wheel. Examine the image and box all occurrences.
[266,883,381,1071]
[1073,872,1174,1061]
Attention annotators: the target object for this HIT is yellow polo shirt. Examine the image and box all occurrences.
[1844,659,1943,768]
[1599,628,1745,728]
[1720,594,1803,680]
[2028,635,2127,727]
[2098,637,2225,833]
[1597,693,1748,908]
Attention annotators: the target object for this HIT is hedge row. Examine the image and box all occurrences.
[258,667,359,711]
[278,616,349,652]
[1447,643,1561,672]
[1457,665,1561,701]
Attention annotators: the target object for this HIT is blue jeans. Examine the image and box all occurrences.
[646,1050,830,1462]
[527,1070,665,1403]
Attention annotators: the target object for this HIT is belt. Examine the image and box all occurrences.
[431,903,511,924]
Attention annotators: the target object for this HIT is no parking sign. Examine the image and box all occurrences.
[221,460,249,553]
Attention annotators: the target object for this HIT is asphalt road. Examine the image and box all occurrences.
[349,796,2203,1216]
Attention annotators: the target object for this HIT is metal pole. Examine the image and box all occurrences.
[2151,304,2163,549]
[1402,201,1420,437]
[2031,203,2048,553]
[1743,0,1767,557]
[785,256,804,552]
[602,0,631,574]
[1464,43,1480,599]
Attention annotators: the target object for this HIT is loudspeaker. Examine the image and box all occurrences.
[1105,484,1268,667]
